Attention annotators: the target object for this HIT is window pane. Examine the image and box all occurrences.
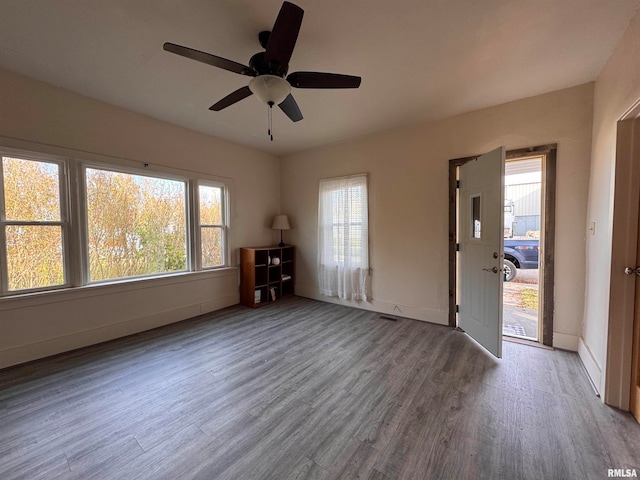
[3,156,61,221]
[472,195,481,239]
[349,227,363,265]
[6,225,64,291]
[201,226,223,268]
[328,185,365,265]
[86,168,187,281]
[199,185,222,224]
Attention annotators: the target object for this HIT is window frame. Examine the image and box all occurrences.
[318,173,369,269]
[0,148,72,295]
[471,193,482,240]
[0,141,233,298]
[80,162,193,285]
[195,180,229,270]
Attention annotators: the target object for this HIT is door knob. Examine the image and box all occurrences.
[482,267,499,273]
[624,267,640,276]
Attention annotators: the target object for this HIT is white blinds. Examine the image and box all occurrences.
[317,174,369,300]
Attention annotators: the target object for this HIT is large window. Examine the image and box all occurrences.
[0,154,68,293]
[317,174,369,300]
[0,145,230,297]
[85,167,188,282]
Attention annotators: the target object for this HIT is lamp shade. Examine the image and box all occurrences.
[249,75,291,105]
[272,215,291,230]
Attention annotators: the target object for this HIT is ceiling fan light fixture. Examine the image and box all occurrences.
[249,75,291,105]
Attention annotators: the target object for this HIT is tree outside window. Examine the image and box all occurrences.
[85,168,187,282]
[199,183,226,268]
[0,148,231,297]
[1,156,66,292]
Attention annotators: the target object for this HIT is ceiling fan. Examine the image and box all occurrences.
[163,1,361,139]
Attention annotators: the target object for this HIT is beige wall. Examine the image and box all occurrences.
[281,84,594,350]
[582,10,640,405]
[0,47,619,372]
[0,69,280,368]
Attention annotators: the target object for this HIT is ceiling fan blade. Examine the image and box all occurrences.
[209,86,253,111]
[164,42,255,77]
[265,2,304,67]
[287,72,361,89]
[279,94,303,122]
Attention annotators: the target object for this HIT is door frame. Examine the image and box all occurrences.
[448,144,557,347]
[605,101,640,409]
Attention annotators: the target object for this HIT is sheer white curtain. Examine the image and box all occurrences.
[317,174,369,300]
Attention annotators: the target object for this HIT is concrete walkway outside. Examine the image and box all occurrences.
[503,269,539,340]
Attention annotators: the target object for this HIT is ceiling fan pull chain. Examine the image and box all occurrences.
[268,101,274,141]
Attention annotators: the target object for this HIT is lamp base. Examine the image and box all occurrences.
[278,242,286,247]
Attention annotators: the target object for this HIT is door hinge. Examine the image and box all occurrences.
[456,180,460,189]
[456,304,459,313]
[456,243,460,251]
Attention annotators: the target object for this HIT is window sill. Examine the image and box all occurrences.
[0,267,238,312]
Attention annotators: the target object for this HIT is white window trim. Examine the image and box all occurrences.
[0,140,233,298]
[0,148,72,295]
[195,180,230,270]
[80,162,192,284]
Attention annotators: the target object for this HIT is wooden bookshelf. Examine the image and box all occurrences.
[240,245,295,308]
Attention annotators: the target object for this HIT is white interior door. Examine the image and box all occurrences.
[458,147,505,357]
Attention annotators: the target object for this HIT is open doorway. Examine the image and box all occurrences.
[502,156,542,341]
[449,145,556,348]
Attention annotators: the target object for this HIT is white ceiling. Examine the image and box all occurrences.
[0,0,638,156]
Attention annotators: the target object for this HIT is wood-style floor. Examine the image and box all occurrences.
[1,297,639,479]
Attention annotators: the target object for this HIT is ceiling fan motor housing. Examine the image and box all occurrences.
[249,50,287,78]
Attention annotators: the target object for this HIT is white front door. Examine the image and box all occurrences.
[458,147,505,357]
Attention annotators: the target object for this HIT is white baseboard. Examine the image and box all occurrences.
[578,337,602,396]
[200,295,238,314]
[295,285,448,325]
[553,332,579,351]
[0,294,238,369]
